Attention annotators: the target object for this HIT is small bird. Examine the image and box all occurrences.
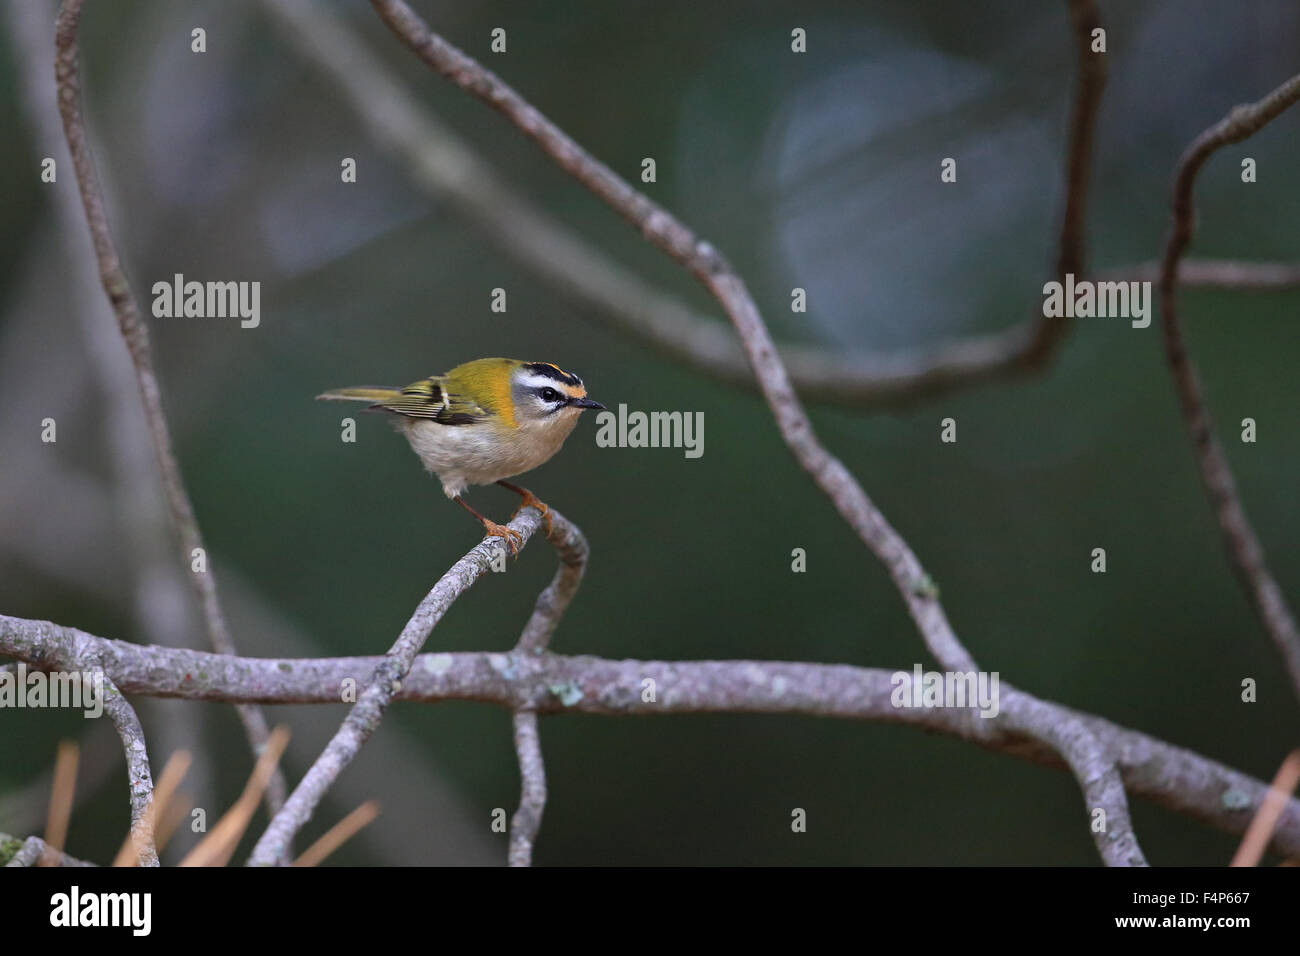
[318,358,604,552]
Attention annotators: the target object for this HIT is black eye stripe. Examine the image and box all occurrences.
[523,362,582,387]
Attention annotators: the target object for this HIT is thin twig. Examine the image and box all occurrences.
[92,663,158,866]
[998,689,1144,865]
[7,0,221,830]
[367,0,971,678]
[254,0,1143,409]
[3,833,96,868]
[291,801,381,867]
[502,513,587,866]
[254,0,1013,408]
[508,712,546,867]
[995,6,1143,861]
[52,0,288,834]
[267,0,1297,408]
[247,505,551,865]
[516,512,588,654]
[169,0,1137,866]
[1231,750,1300,866]
[10,620,159,865]
[1158,71,1300,702]
[113,749,191,867]
[1057,0,1106,277]
[1113,258,1300,290]
[1015,0,1107,370]
[5,615,1274,860]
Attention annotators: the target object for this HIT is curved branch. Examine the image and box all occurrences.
[1159,70,1300,702]
[258,0,1115,409]
[264,0,1298,411]
[1057,0,1106,279]
[363,0,1142,865]
[247,505,552,865]
[52,0,288,829]
[999,689,1143,866]
[4,614,1290,860]
[503,514,587,866]
[11,615,158,865]
[1017,0,1108,368]
[516,513,588,654]
[96,667,159,867]
[366,0,973,675]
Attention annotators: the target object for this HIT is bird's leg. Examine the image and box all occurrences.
[496,480,553,537]
[455,495,523,555]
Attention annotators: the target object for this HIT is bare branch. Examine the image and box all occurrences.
[4,615,1287,860]
[1158,70,1300,702]
[10,0,1288,871]
[113,750,191,867]
[516,512,588,655]
[500,512,588,867]
[254,0,1101,408]
[508,712,546,867]
[93,664,158,867]
[52,0,287,831]
[2,833,96,868]
[1010,0,1110,372]
[7,611,158,864]
[1056,0,1107,279]
[1112,258,1300,290]
[247,506,551,865]
[365,0,967,672]
[7,0,220,834]
[262,0,1147,865]
[262,0,1296,412]
[998,689,1143,865]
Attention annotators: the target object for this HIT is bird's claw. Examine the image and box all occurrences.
[510,489,554,537]
[482,519,524,557]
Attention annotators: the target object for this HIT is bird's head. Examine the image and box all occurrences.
[506,361,605,425]
[437,357,604,432]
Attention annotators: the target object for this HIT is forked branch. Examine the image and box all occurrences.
[1159,71,1300,703]
[364,0,1146,865]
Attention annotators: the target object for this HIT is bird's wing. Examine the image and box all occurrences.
[371,376,489,425]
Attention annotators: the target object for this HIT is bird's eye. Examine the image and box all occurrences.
[539,387,560,403]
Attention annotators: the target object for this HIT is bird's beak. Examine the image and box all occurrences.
[569,397,605,411]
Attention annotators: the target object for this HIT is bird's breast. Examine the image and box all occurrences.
[402,413,580,491]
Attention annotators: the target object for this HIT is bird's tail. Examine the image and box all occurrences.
[316,386,402,403]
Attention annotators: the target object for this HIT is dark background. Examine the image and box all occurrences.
[1,0,1297,865]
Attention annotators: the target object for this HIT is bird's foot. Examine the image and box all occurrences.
[481,519,524,556]
[509,488,554,537]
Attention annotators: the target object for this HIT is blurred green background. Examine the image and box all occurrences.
[1,0,1297,865]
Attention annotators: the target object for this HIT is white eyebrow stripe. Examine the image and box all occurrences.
[518,373,581,393]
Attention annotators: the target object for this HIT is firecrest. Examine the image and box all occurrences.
[319,357,604,553]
